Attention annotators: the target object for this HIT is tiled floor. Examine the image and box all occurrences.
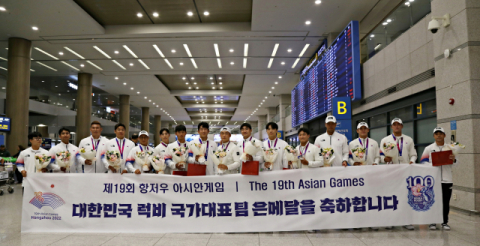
[1,184,479,246]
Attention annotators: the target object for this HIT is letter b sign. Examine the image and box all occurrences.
[332,97,351,120]
[337,101,347,114]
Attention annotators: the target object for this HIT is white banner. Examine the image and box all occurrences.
[22,165,443,233]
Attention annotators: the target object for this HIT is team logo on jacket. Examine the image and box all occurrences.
[29,191,65,210]
[406,176,435,212]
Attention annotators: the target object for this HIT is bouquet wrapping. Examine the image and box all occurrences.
[262,147,278,171]
[188,142,206,164]
[382,142,398,164]
[135,150,153,171]
[35,154,52,173]
[241,140,262,162]
[150,154,167,174]
[320,148,336,167]
[212,149,227,175]
[284,145,299,169]
[79,147,96,161]
[446,142,465,156]
[55,151,72,171]
[172,146,189,169]
[351,147,366,165]
[106,150,121,171]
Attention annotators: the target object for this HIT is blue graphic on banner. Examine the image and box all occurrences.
[406,176,435,212]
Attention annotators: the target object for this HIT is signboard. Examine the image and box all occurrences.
[332,97,352,141]
[0,117,11,132]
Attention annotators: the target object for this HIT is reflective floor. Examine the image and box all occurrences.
[1,184,479,246]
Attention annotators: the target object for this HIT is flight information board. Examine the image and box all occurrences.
[291,21,361,127]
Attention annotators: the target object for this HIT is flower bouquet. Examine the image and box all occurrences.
[382,142,398,164]
[55,150,71,171]
[150,154,166,174]
[172,146,188,169]
[351,147,366,165]
[284,145,299,169]
[106,150,121,171]
[135,150,153,172]
[262,147,278,171]
[35,154,52,173]
[79,147,96,161]
[188,142,206,163]
[212,149,227,175]
[320,148,335,167]
[446,142,465,156]
[241,139,262,162]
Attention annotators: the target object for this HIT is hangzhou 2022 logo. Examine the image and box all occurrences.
[406,176,435,212]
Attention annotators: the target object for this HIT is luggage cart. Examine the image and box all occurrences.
[0,158,16,196]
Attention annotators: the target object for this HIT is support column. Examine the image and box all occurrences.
[119,95,130,136]
[278,94,291,135]
[154,115,161,146]
[141,107,150,131]
[74,73,92,145]
[432,0,480,211]
[258,115,267,141]
[5,38,31,149]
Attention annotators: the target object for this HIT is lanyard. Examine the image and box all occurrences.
[91,137,100,150]
[199,138,209,160]
[161,142,167,148]
[177,141,186,148]
[268,138,278,148]
[392,134,403,156]
[300,142,309,157]
[243,136,253,152]
[139,145,149,152]
[222,142,230,151]
[116,138,125,158]
[358,138,369,158]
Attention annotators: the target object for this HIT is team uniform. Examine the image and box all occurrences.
[165,141,194,172]
[153,142,171,174]
[262,138,289,170]
[314,131,349,167]
[189,138,217,176]
[15,147,57,186]
[77,136,108,173]
[125,144,154,173]
[101,138,135,173]
[49,142,79,173]
[380,134,417,164]
[348,137,380,165]
[295,142,323,168]
[217,141,241,174]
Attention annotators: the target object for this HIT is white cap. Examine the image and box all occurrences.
[325,116,337,123]
[139,130,149,137]
[391,118,403,125]
[220,127,231,133]
[357,122,369,129]
[433,127,445,134]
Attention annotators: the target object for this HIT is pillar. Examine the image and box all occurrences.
[258,115,267,141]
[278,94,291,135]
[154,115,161,146]
[141,107,149,131]
[119,95,130,136]
[432,0,480,211]
[74,73,92,145]
[5,38,31,149]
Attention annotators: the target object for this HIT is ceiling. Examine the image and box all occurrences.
[0,0,400,128]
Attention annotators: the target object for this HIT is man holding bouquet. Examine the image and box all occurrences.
[314,116,349,167]
[262,122,289,170]
[77,121,108,173]
[348,122,380,166]
[165,125,194,173]
[153,128,171,174]
[215,127,241,174]
[295,128,323,168]
[49,128,78,173]
[125,130,154,174]
[237,123,264,168]
[380,118,417,165]
[188,122,217,176]
[101,123,135,174]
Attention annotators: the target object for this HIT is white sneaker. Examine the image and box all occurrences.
[429,224,437,230]
[404,225,415,230]
[442,224,451,230]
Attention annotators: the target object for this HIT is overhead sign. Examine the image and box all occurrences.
[0,117,11,132]
[332,97,352,141]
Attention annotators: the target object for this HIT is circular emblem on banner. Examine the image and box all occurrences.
[406,175,435,212]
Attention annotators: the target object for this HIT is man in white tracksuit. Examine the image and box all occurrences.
[420,127,456,231]
[348,122,380,166]
[125,130,154,174]
[165,125,194,173]
[380,118,417,230]
[314,116,349,167]
[262,122,289,170]
[216,127,242,175]
[101,123,135,173]
[295,128,323,169]
[16,132,57,190]
[188,122,217,175]
[153,128,171,174]
[77,121,108,173]
[237,123,264,173]
[49,128,78,173]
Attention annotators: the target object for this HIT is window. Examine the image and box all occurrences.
[416,99,437,118]
[389,106,413,122]
[416,117,437,144]
[370,113,387,128]
[369,127,387,145]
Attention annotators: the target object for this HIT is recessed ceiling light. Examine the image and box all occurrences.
[287,49,292,52]
[130,87,134,90]
[114,50,119,54]
[230,62,234,65]
[279,76,282,78]
[0,7,6,11]
[193,82,197,85]
[152,12,159,17]
[212,87,216,89]
[382,22,388,25]
[137,13,143,17]
[80,64,84,67]
[220,87,223,89]
[305,20,311,25]
[115,77,118,80]
[149,100,151,102]
[269,91,272,93]
[272,87,275,89]
[189,87,192,89]
[187,11,193,16]
[144,96,147,99]
[315,0,321,4]
[196,87,199,89]
[387,19,392,23]
[137,91,140,94]
[179,62,184,66]
[32,26,39,31]
[123,82,127,85]
[171,49,176,53]
[129,63,134,66]
[58,52,64,55]
[182,77,186,80]
[229,49,234,52]
[219,82,222,84]
[204,11,209,16]
[186,82,189,85]
[281,62,285,65]
[219,77,222,79]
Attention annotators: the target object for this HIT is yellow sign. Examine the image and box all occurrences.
[337,101,347,114]
[417,103,422,115]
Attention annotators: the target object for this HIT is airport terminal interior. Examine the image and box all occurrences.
[0,0,480,245]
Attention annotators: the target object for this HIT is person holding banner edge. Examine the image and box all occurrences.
[216,127,242,174]
[101,123,135,174]
[125,130,154,174]
[420,127,456,230]
[153,128,171,174]
[314,116,349,167]
[188,122,217,175]
[262,122,289,170]
[77,121,108,173]
[348,122,380,166]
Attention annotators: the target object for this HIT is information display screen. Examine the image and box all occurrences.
[292,21,361,127]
